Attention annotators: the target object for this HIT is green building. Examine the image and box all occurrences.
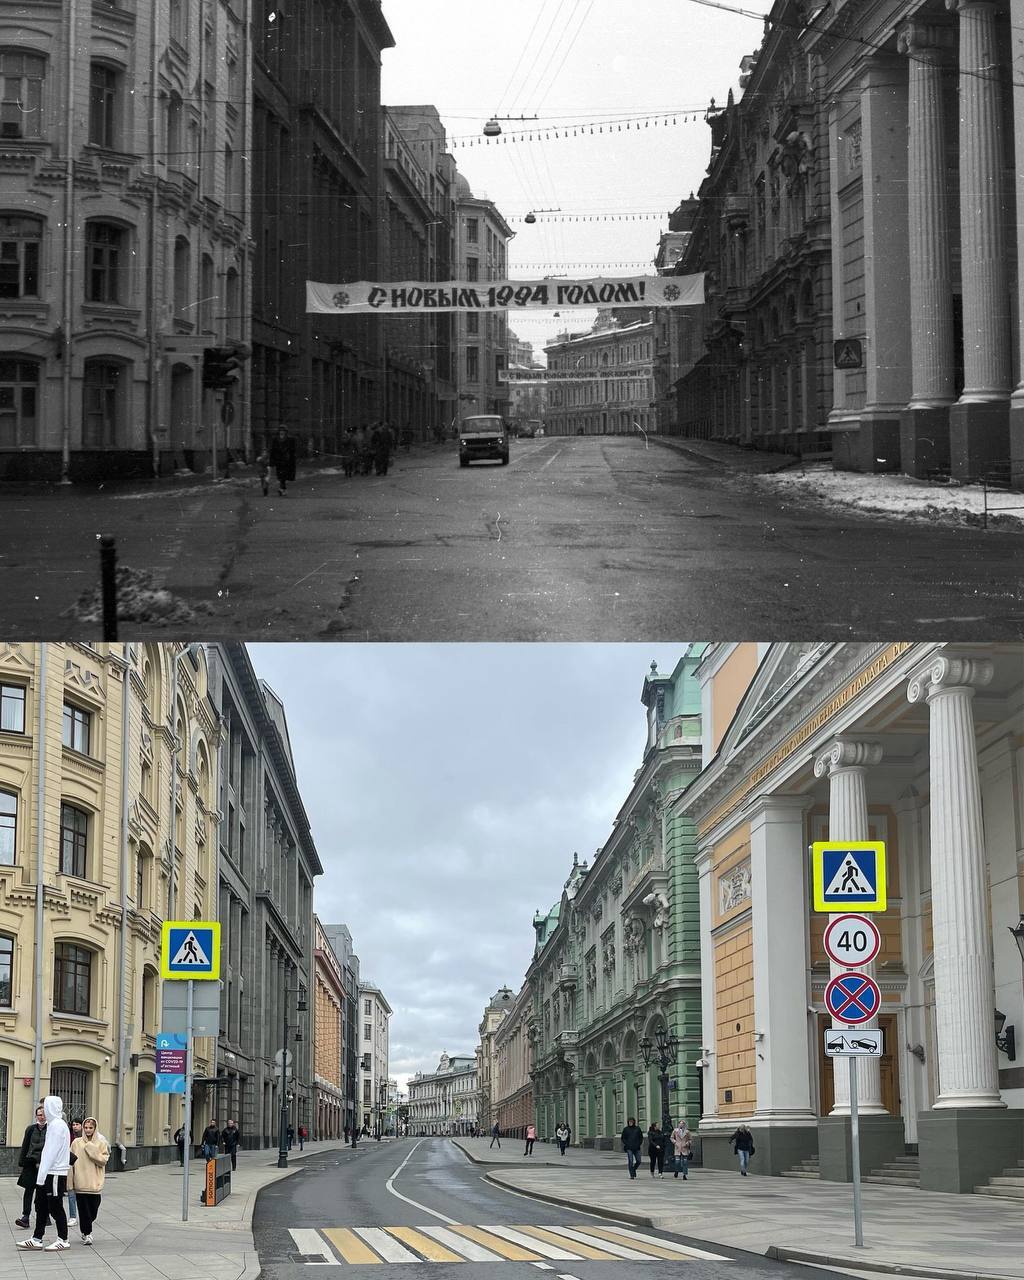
[527,646,706,1146]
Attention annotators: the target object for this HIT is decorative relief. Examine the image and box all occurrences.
[623,915,646,953]
[649,892,670,930]
[718,860,752,913]
[585,948,597,989]
[610,872,623,895]
[64,661,106,700]
[845,120,862,170]
[591,900,603,923]
[601,933,616,975]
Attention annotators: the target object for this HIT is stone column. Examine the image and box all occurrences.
[695,845,718,1121]
[813,740,886,1115]
[897,20,955,477]
[906,655,1002,1108]
[1010,0,1024,487]
[947,0,1011,478]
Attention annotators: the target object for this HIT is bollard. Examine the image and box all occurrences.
[99,535,118,640]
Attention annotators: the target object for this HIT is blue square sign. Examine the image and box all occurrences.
[812,842,886,912]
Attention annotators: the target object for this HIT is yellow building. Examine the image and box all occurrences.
[0,642,219,1168]
[313,915,344,1139]
[679,643,1024,1194]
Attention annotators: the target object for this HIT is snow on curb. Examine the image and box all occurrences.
[755,464,1024,530]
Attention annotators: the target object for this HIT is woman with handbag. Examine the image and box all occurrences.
[670,1119,693,1179]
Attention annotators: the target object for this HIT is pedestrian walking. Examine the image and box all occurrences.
[68,1118,109,1245]
[173,1125,185,1166]
[298,1124,307,1151]
[341,432,357,478]
[222,1120,241,1171]
[670,1119,693,1179]
[555,1121,571,1156]
[200,1120,221,1162]
[620,1116,643,1180]
[647,1122,666,1177]
[343,1125,350,1144]
[729,1123,755,1175]
[66,1120,83,1224]
[524,1123,536,1156]
[287,1124,295,1151]
[268,425,297,495]
[17,1095,71,1251]
[15,1104,47,1227]
[489,1122,501,1150]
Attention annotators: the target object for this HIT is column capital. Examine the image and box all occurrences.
[945,0,996,11]
[898,17,955,60]
[907,655,994,703]
[813,738,883,778]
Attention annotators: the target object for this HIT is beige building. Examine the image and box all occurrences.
[492,983,533,1139]
[0,642,219,1169]
[475,985,513,1133]
[313,915,344,1139]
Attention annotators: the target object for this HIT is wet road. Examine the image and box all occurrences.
[2,437,1020,639]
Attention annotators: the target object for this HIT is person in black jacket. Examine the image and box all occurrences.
[729,1124,755,1175]
[268,426,297,495]
[200,1121,221,1161]
[15,1105,47,1227]
[620,1117,644,1180]
[647,1122,666,1178]
[222,1120,241,1171]
[173,1126,185,1166]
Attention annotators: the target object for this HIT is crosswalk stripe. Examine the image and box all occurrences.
[540,1226,652,1260]
[386,1227,465,1263]
[354,1228,420,1263]
[572,1226,703,1261]
[511,1227,617,1261]
[478,1226,588,1262]
[419,1227,505,1262]
[289,1228,341,1264]
[588,1224,730,1262]
[322,1229,382,1265]
[445,1225,544,1261]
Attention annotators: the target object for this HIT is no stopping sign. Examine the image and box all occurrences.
[823,913,881,967]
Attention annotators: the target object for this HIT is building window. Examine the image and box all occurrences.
[224,144,236,214]
[85,221,124,304]
[0,358,38,447]
[466,347,478,382]
[0,51,44,139]
[0,1063,8,1145]
[173,235,191,319]
[0,933,12,1006]
[53,943,92,1016]
[465,258,478,282]
[364,999,371,1016]
[88,63,118,148]
[0,790,15,865]
[60,803,89,878]
[364,1022,371,1041]
[51,1065,88,1121]
[62,702,91,754]
[466,218,478,244]
[0,683,25,733]
[135,850,144,905]
[169,0,188,48]
[166,92,182,167]
[200,254,214,332]
[82,360,123,447]
[225,267,240,339]
[466,312,479,336]
[0,215,40,297]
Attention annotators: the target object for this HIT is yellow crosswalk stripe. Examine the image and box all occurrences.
[322,1228,382,1264]
[386,1227,465,1262]
[512,1226,618,1260]
[444,1225,544,1261]
[575,1225,704,1260]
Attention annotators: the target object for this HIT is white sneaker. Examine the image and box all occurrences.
[67,1217,77,1226]
[44,1239,70,1251]
[82,1236,93,1246]
[17,1239,44,1250]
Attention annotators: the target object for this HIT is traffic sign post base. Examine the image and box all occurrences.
[817,1113,906,1185]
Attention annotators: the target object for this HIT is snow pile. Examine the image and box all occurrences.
[64,566,213,627]
[756,464,1024,529]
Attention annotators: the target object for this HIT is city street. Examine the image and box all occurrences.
[4,438,1021,640]
[251,1138,835,1280]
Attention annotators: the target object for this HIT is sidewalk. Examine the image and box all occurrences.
[651,435,799,474]
[2,1140,354,1280]
[451,1138,1020,1280]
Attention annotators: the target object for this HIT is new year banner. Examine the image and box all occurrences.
[306,274,704,315]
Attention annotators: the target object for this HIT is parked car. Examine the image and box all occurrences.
[518,419,543,439]
[459,415,509,467]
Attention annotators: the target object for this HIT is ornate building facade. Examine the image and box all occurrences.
[313,914,344,1139]
[491,983,533,1140]
[358,980,391,1134]
[527,648,706,1146]
[407,1052,478,1135]
[681,642,1024,1191]
[475,985,513,1134]
[545,313,656,437]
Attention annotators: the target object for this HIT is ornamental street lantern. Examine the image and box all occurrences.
[639,1024,681,1134]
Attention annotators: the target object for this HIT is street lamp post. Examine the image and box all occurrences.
[639,1023,681,1134]
[277,982,307,1169]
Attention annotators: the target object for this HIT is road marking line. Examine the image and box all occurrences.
[384,1139,459,1225]
[557,1273,583,1280]
[479,1226,585,1261]
[354,1228,419,1263]
[445,1225,543,1261]
[386,1227,464,1263]
[588,1224,730,1262]
[321,1229,380,1264]
[419,1226,504,1262]
[542,1226,651,1260]
[573,1225,704,1261]
[511,1226,615,1260]
[289,1228,340,1264]
[540,449,564,470]
[531,1264,554,1271]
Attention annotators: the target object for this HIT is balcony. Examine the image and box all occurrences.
[554,1029,578,1052]
[556,963,578,990]
[724,194,750,229]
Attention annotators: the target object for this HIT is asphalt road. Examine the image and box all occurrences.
[3,438,1021,639]
[251,1138,840,1280]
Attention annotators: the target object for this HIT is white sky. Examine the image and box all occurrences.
[380,0,772,354]
[249,643,690,1089]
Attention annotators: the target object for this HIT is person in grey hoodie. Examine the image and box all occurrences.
[17,1095,71,1251]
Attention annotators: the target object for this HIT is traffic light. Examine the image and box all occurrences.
[202,342,249,390]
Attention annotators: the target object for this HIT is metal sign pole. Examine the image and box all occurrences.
[850,1053,863,1247]
[182,979,194,1223]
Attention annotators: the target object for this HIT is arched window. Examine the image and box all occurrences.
[0,50,45,139]
[224,267,240,339]
[173,235,191,319]
[0,215,41,298]
[85,221,126,303]
[0,357,39,447]
[0,932,13,1006]
[166,91,183,168]
[200,253,214,332]
[59,802,89,878]
[88,62,120,148]
[0,789,17,865]
[53,942,93,1015]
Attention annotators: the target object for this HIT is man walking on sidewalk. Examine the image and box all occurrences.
[15,1105,47,1228]
[620,1116,643,1180]
[222,1120,241,1171]
[489,1122,501,1150]
[17,1095,71,1251]
[524,1123,536,1156]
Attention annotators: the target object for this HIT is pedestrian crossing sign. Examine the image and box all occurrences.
[812,842,886,913]
[161,920,221,980]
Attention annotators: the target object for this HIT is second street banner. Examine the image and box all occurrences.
[306,274,704,315]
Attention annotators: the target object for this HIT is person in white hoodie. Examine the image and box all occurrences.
[17,1095,71,1251]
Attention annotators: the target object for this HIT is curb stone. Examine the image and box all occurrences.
[766,1246,1020,1280]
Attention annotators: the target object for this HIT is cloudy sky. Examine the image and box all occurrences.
[249,643,691,1086]
[380,0,771,353]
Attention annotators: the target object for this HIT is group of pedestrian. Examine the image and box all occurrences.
[173,1118,242,1170]
[257,425,298,497]
[285,1124,308,1151]
[619,1117,753,1180]
[16,1095,109,1251]
[340,422,395,478]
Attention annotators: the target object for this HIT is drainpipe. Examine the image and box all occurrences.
[113,645,132,1162]
[60,0,78,484]
[147,0,161,476]
[241,0,253,460]
[167,648,179,920]
[32,644,47,1104]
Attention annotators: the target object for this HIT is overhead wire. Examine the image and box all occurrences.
[517,0,586,113]
[493,0,551,117]
[535,0,597,113]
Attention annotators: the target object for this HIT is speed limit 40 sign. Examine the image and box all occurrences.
[823,913,881,967]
